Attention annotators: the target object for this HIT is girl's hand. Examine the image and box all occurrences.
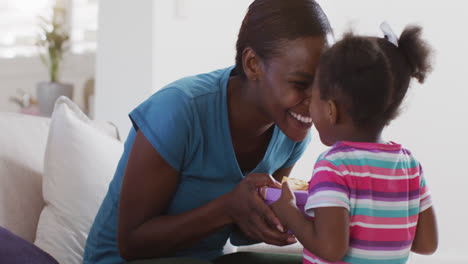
[225,173,296,246]
[270,182,298,227]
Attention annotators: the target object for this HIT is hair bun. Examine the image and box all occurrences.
[397,25,433,83]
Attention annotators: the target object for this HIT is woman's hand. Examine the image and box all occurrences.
[225,173,296,246]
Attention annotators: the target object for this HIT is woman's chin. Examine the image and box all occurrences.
[284,129,310,142]
[281,118,312,142]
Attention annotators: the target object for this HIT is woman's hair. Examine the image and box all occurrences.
[317,25,433,129]
[234,0,332,79]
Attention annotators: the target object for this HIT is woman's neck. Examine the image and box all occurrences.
[227,76,273,141]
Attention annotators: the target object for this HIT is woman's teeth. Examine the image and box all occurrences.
[289,111,312,124]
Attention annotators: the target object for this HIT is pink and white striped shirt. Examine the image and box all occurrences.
[303,141,432,264]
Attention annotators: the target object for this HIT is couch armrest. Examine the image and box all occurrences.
[236,242,302,255]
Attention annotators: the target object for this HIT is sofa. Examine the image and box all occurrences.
[0,97,301,263]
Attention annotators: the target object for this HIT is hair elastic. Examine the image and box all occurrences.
[380,21,398,47]
[326,32,336,46]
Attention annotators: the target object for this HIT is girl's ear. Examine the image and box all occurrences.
[242,47,261,81]
[327,100,338,124]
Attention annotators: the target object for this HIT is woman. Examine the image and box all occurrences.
[84,0,333,263]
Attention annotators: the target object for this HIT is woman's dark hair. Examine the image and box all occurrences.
[317,25,433,128]
[234,0,332,79]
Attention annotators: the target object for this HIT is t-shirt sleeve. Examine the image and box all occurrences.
[304,158,350,217]
[418,164,433,213]
[280,130,311,169]
[129,88,193,172]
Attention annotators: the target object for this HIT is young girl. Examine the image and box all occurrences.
[271,23,438,264]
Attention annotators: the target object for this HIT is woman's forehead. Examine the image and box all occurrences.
[276,35,327,50]
[267,36,326,72]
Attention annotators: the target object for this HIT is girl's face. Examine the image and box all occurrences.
[309,72,334,146]
[257,36,326,142]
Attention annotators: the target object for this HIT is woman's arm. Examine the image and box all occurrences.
[411,207,438,255]
[117,130,293,260]
[272,166,294,182]
[230,165,296,246]
[271,182,349,262]
[117,130,228,259]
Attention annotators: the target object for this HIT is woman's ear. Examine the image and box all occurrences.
[242,47,261,81]
[327,100,338,124]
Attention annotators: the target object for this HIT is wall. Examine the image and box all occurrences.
[93,0,155,135]
[152,0,252,91]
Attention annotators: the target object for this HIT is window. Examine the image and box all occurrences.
[0,0,98,58]
[70,0,98,54]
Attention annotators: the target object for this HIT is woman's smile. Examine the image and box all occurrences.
[288,110,312,124]
[288,110,313,130]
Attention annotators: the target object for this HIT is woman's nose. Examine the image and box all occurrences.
[305,86,313,97]
[303,87,313,104]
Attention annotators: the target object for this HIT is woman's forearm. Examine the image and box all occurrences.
[119,193,232,260]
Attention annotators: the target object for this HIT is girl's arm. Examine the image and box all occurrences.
[271,182,349,262]
[411,206,438,254]
[117,130,293,260]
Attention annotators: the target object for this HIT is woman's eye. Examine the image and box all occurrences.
[292,81,309,90]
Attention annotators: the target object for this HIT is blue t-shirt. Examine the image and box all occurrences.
[83,67,311,263]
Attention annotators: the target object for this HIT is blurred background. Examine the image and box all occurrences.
[0,1,466,263]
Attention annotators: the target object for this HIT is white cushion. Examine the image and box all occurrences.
[34,97,124,264]
[0,113,50,242]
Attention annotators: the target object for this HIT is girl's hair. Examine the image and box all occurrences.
[234,0,332,79]
[317,25,433,129]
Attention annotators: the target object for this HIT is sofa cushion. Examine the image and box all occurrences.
[0,112,50,243]
[34,97,124,264]
[0,225,58,264]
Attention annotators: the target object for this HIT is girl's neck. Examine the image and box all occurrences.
[333,124,385,144]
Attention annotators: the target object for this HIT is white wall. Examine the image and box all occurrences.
[94,0,155,135]
[94,0,468,263]
[152,0,252,90]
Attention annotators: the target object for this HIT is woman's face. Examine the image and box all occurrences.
[257,36,326,142]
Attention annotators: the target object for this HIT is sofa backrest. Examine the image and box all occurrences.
[0,112,50,242]
[0,112,120,243]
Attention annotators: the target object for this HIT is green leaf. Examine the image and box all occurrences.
[35,4,70,82]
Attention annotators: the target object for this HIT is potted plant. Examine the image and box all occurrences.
[36,6,73,116]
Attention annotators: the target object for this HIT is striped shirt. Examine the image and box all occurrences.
[303,141,432,264]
